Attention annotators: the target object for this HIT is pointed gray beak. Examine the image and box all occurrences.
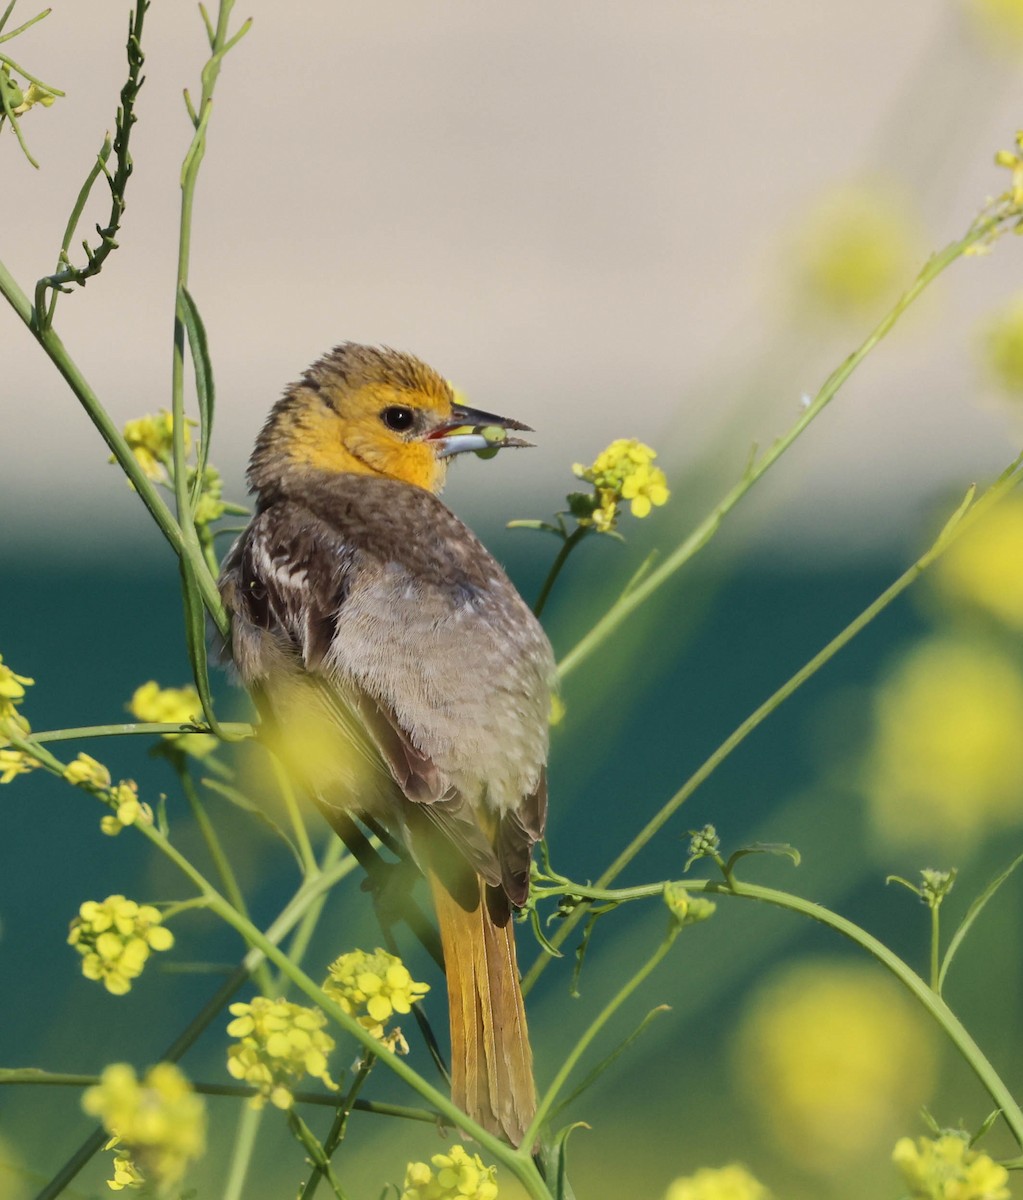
[427,402,535,459]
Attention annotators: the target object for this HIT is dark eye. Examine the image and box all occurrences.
[380,406,415,432]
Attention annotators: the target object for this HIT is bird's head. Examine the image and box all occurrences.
[248,343,532,496]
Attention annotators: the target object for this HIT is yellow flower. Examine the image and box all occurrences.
[893,1132,1010,1200]
[791,183,917,317]
[867,637,1023,850]
[0,653,34,724]
[733,960,937,1170]
[128,681,216,758]
[0,746,40,784]
[933,499,1023,628]
[68,895,174,995]
[64,752,112,790]
[226,996,338,1109]
[82,1063,205,1195]
[994,132,1023,207]
[118,412,192,483]
[664,1164,770,1200]
[571,438,670,532]
[11,81,57,116]
[323,947,430,1040]
[100,780,153,836]
[978,294,1023,396]
[401,1145,499,1200]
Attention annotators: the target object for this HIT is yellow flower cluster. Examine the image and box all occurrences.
[867,637,1023,850]
[323,947,430,1040]
[128,681,216,758]
[0,653,40,784]
[572,438,670,532]
[401,1145,498,1200]
[893,1133,1010,1200]
[664,1164,770,1200]
[61,753,152,836]
[119,412,191,483]
[68,895,174,995]
[81,1062,206,1195]
[733,960,936,1170]
[190,464,227,525]
[995,133,1023,207]
[226,996,338,1109]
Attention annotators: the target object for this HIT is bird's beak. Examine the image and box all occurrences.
[427,402,534,459]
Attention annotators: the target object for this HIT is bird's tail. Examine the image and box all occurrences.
[427,870,536,1146]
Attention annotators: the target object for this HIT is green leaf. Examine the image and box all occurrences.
[548,1005,670,1120]
[938,849,1023,992]
[725,842,801,873]
[971,1108,1003,1147]
[547,1121,589,1200]
[200,776,304,871]
[178,284,215,499]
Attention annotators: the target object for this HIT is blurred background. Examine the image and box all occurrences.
[4,1,1023,1197]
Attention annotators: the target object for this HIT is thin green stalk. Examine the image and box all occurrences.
[178,766,273,994]
[0,6,53,45]
[270,752,319,877]
[524,459,1023,995]
[555,209,1013,683]
[523,922,679,1149]
[298,1057,375,1200]
[931,903,941,993]
[534,527,588,617]
[288,1110,349,1200]
[28,722,254,743]
[223,1105,263,1200]
[712,879,1023,1149]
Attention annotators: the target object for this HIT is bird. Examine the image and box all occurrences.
[217,343,555,1145]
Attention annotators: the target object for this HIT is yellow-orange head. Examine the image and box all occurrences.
[247,343,531,496]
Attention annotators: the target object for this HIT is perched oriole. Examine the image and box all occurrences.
[218,343,554,1145]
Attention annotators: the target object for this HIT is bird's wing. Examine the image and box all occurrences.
[222,492,551,897]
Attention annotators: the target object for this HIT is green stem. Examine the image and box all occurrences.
[534,527,588,618]
[269,752,319,877]
[223,1105,263,1200]
[522,922,679,1149]
[712,880,1023,1149]
[298,1057,375,1200]
[555,211,1008,682]
[27,722,254,743]
[930,902,941,993]
[523,462,1022,996]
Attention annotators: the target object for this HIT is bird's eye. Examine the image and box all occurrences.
[380,406,415,432]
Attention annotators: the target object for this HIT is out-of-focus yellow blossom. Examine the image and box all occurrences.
[0,654,39,783]
[401,1145,499,1200]
[792,184,917,317]
[664,1164,770,1200]
[226,996,337,1109]
[934,500,1023,629]
[68,895,174,995]
[323,947,430,1040]
[190,464,227,525]
[571,438,670,532]
[118,412,192,483]
[867,637,1023,850]
[893,1132,1010,1200]
[978,294,1023,396]
[82,1063,205,1195]
[128,681,216,758]
[995,133,1023,206]
[100,780,153,837]
[733,960,937,1170]
[965,1,1023,53]
[64,752,112,789]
